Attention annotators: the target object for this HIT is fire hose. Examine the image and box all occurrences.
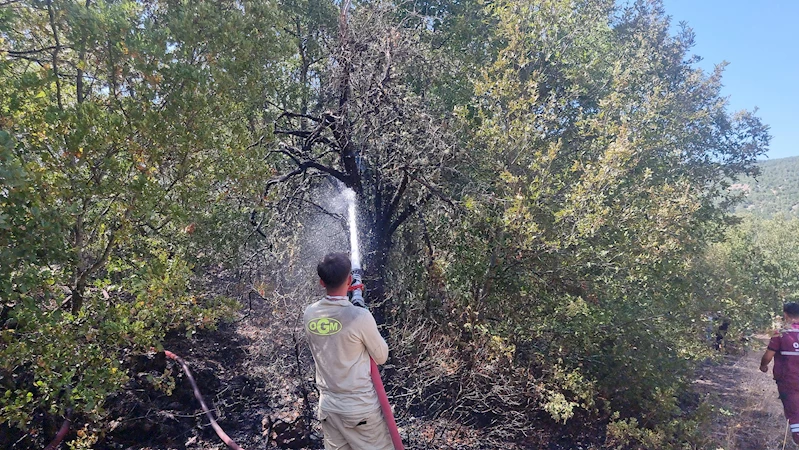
[164,350,244,450]
[41,350,241,450]
[43,411,71,450]
[44,273,395,449]
[370,358,404,450]
[350,270,404,450]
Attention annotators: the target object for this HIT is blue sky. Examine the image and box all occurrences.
[660,0,798,160]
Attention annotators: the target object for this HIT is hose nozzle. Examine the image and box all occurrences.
[349,268,366,308]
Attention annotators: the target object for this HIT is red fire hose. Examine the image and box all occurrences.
[43,413,71,450]
[42,354,394,450]
[164,350,244,450]
[370,358,404,450]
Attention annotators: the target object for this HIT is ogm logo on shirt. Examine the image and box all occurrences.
[308,318,342,336]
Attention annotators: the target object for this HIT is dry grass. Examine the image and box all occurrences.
[694,336,790,450]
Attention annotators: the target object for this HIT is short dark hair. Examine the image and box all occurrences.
[785,303,799,318]
[317,253,351,289]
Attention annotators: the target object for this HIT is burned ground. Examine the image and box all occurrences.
[25,306,781,450]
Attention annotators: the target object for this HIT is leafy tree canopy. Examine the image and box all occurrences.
[0,0,777,447]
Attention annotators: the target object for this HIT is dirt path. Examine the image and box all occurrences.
[694,336,790,450]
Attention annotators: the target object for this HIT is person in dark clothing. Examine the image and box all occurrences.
[715,318,731,351]
[761,302,799,445]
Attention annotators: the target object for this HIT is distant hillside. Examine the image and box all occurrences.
[733,156,799,217]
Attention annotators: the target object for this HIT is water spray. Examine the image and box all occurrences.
[344,189,367,308]
[342,187,404,450]
[344,188,361,270]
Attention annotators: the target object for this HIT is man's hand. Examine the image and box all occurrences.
[349,269,366,308]
[761,349,775,373]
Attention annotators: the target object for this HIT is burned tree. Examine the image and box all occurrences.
[254,1,459,323]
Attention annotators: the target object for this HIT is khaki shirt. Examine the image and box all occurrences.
[304,295,389,414]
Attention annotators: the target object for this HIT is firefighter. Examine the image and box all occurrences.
[761,302,799,445]
[304,253,393,450]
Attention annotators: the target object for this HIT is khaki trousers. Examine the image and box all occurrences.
[320,407,394,450]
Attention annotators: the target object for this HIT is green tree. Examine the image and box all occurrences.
[402,0,769,444]
[700,215,799,333]
[0,0,285,444]
[734,156,799,218]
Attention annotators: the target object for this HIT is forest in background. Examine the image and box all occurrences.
[1,0,797,448]
[734,156,799,217]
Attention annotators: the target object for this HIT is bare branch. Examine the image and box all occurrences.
[77,0,91,104]
[46,0,63,110]
[408,172,456,208]
[388,193,432,237]
[273,128,338,150]
[276,111,323,123]
[247,135,267,150]
[299,160,350,183]
[384,170,409,226]
[3,46,59,55]
[248,210,268,238]
[2,53,46,64]
[267,146,302,165]
[417,210,435,264]
[263,160,349,198]
[291,196,346,223]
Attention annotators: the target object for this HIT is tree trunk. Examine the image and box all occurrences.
[70,284,84,315]
[365,226,391,326]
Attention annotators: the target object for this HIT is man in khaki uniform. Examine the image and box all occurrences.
[304,253,393,450]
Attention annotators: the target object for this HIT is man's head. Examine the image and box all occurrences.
[785,303,799,321]
[317,252,352,291]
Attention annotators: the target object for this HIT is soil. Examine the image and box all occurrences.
[101,323,282,450]
[694,336,790,450]
[96,295,320,450]
[27,317,790,449]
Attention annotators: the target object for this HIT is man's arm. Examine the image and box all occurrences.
[359,312,388,364]
[761,349,776,373]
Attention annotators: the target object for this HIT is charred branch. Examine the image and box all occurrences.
[277,111,324,123]
[248,210,268,238]
[388,193,432,238]
[273,128,338,150]
[263,158,350,198]
[3,46,61,55]
[46,0,63,110]
[385,170,409,225]
[408,172,456,209]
